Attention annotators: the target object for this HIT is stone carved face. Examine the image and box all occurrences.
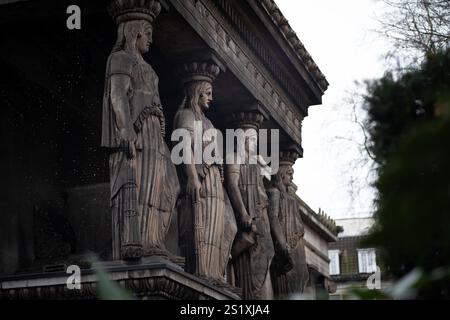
[198,83,213,111]
[282,166,294,187]
[244,129,258,156]
[136,23,153,54]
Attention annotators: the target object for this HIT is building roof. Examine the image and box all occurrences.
[294,194,338,242]
[258,0,329,91]
[335,217,375,237]
[330,236,365,277]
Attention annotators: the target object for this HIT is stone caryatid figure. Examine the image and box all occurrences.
[266,150,309,297]
[102,0,180,260]
[225,112,275,300]
[173,62,230,282]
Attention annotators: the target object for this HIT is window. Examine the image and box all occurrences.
[357,248,377,273]
[328,250,340,275]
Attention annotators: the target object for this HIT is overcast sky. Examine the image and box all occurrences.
[276,0,392,219]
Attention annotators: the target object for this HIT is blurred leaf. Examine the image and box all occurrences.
[387,268,422,300]
[94,262,134,300]
[363,49,450,299]
[86,254,134,300]
[349,288,390,300]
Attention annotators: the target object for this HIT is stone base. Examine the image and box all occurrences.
[143,248,185,269]
[0,256,240,300]
[207,279,242,297]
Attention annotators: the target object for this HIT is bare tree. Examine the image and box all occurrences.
[335,1,450,216]
[379,0,450,61]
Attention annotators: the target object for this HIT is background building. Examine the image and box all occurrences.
[328,216,390,299]
[297,198,339,299]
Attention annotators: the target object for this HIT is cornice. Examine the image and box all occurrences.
[257,0,329,92]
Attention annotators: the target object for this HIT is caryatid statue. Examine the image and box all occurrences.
[102,0,180,260]
[225,111,275,300]
[267,149,309,297]
[173,61,232,283]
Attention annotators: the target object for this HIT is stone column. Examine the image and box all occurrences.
[103,0,181,261]
[173,59,237,284]
[224,110,276,299]
[267,144,310,297]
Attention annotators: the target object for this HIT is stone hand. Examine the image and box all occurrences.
[281,247,294,273]
[276,241,289,255]
[120,128,137,159]
[272,242,293,274]
[240,213,253,231]
[187,177,202,203]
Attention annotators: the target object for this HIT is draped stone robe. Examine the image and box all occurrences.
[174,108,229,281]
[229,160,275,299]
[102,50,180,259]
[269,187,309,296]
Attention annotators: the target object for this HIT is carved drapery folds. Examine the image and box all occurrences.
[99,0,315,299]
[174,60,236,284]
[267,145,310,297]
[224,110,276,299]
[103,0,180,261]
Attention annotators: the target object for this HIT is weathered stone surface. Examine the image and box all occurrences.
[0,0,335,300]
[0,257,240,300]
[174,60,236,283]
[225,111,275,300]
[102,0,180,261]
[266,148,309,297]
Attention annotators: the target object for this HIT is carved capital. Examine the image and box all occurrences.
[177,61,221,85]
[279,148,300,167]
[108,0,162,25]
[225,111,265,130]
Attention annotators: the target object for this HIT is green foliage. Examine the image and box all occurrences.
[87,254,134,300]
[95,263,134,300]
[350,267,450,300]
[364,50,450,165]
[350,288,390,300]
[363,49,450,299]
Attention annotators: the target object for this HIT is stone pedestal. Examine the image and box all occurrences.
[0,257,241,300]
